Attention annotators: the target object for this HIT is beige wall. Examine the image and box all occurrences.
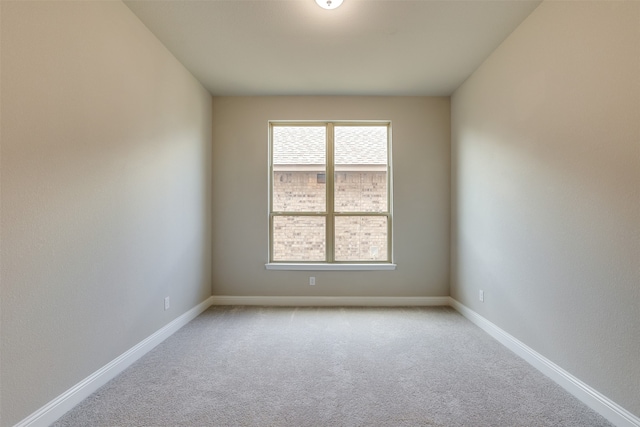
[451,1,639,417]
[0,2,212,426]
[212,97,450,297]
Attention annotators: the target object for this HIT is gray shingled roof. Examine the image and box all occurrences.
[273,126,387,165]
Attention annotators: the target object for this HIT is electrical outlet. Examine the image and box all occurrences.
[309,276,316,286]
[164,296,170,310]
[479,290,484,302]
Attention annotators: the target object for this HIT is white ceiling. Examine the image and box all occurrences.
[124,0,541,96]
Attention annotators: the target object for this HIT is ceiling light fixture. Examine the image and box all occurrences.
[315,0,343,10]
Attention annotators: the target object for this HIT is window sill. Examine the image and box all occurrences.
[265,263,397,271]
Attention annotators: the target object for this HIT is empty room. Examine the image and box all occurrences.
[0,0,638,426]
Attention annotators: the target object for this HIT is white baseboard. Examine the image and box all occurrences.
[15,296,637,427]
[449,298,640,427]
[210,295,451,307]
[14,296,214,427]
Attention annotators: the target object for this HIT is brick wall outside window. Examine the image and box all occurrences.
[272,170,388,261]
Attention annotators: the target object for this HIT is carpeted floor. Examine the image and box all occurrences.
[53,306,612,426]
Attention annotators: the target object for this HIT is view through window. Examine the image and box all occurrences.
[269,122,391,263]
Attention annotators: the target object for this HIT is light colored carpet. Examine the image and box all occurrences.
[53,306,612,426]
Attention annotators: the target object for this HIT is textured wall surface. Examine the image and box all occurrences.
[451,1,640,416]
[0,2,212,425]
[212,96,450,297]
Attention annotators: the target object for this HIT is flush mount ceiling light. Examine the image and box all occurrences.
[315,0,343,10]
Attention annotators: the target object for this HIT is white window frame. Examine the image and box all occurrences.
[266,121,396,271]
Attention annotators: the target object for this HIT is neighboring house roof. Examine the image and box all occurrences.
[273,126,387,165]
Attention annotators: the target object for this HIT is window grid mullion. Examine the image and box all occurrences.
[326,123,335,263]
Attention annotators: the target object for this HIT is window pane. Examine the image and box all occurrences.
[334,216,388,261]
[272,216,326,261]
[334,171,387,213]
[273,126,326,212]
[334,126,388,212]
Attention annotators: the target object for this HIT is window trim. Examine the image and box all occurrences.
[267,121,394,268]
[265,263,397,271]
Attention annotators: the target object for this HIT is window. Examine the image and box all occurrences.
[268,122,394,269]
